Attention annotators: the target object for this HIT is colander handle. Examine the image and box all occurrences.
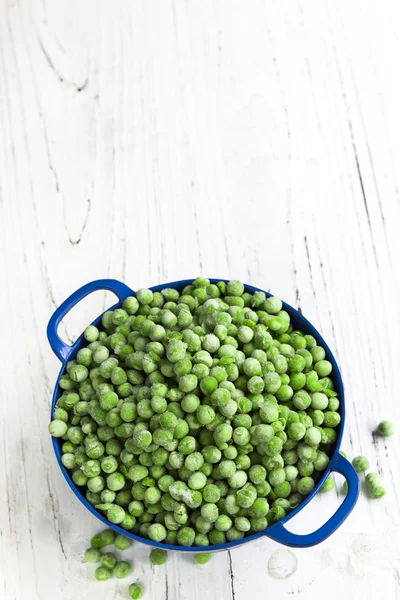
[47,279,135,362]
[265,452,359,548]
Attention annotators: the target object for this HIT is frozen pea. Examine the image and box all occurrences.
[114,561,133,579]
[320,476,335,493]
[377,421,394,437]
[95,566,111,581]
[150,549,167,565]
[84,548,101,563]
[194,553,212,564]
[128,583,143,599]
[115,534,133,550]
[352,456,370,473]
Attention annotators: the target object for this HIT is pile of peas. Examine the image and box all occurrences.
[49,278,342,547]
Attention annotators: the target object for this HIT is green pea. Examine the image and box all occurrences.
[377,421,394,437]
[128,583,143,599]
[150,549,167,565]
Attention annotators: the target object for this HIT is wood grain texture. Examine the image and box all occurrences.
[1,1,400,599]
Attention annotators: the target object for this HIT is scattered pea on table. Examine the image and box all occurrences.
[366,472,386,499]
[149,549,167,565]
[84,548,101,563]
[114,561,133,579]
[352,456,370,473]
[320,475,335,493]
[95,566,111,582]
[194,553,212,564]
[377,421,394,438]
[128,583,143,599]
[114,534,133,551]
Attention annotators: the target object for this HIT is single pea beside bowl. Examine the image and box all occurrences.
[47,278,359,551]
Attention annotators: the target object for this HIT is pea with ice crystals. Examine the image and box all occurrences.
[50,279,342,546]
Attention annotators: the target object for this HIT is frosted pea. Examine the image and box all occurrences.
[310,392,329,410]
[85,547,101,563]
[292,390,311,410]
[247,376,264,394]
[213,515,231,533]
[201,503,219,523]
[314,360,332,377]
[237,326,254,343]
[227,280,245,296]
[235,516,251,532]
[296,443,317,463]
[129,583,143,599]
[259,403,279,424]
[194,552,212,564]
[197,405,216,426]
[323,411,341,428]
[304,427,322,447]
[243,358,262,377]
[288,355,306,373]
[188,472,207,490]
[365,473,381,487]
[352,456,370,473]
[179,374,198,394]
[263,296,282,314]
[320,476,335,493]
[122,296,139,315]
[107,472,126,491]
[93,346,110,364]
[84,325,99,342]
[148,324,165,342]
[137,288,153,305]
[202,334,220,353]
[328,397,340,411]
[49,420,68,438]
[69,364,89,383]
[101,552,117,570]
[106,504,125,524]
[95,566,111,581]
[112,308,129,326]
[166,339,187,363]
[263,372,281,394]
[236,484,257,508]
[233,427,250,447]
[185,452,204,471]
[228,470,247,489]
[284,465,298,481]
[287,422,306,441]
[114,534,132,550]
[297,477,315,495]
[148,523,167,542]
[313,451,329,472]
[378,421,394,437]
[268,467,286,487]
[114,561,132,579]
[150,549,167,565]
[193,350,213,367]
[177,526,196,546]
[298,461,314,477]
[368,485,385,499]
[309,409,324,427]
[279,343,295,358]
[213,423,233,445]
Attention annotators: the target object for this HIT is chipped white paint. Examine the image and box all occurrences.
[1,1,400,599]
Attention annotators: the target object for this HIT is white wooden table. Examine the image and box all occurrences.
[1,1,400,599]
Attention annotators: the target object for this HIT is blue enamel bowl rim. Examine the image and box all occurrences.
[49,278,349,552]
